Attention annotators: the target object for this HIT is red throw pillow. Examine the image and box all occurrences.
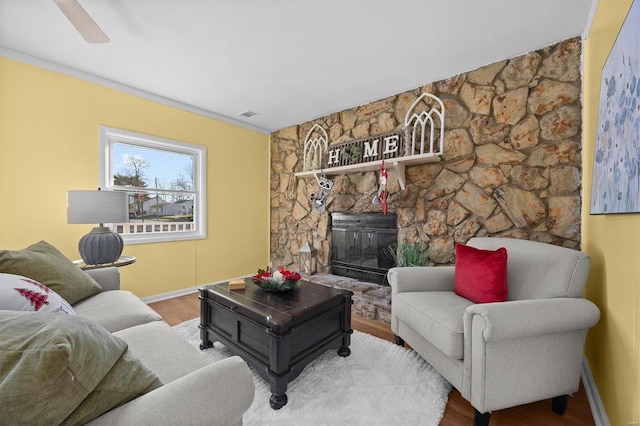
[454,243,508,303]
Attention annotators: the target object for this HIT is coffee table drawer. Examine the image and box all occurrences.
[202,299,270,362]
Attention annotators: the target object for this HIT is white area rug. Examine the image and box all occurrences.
[173,318,451,426]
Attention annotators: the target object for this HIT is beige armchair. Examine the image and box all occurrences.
[388,237,600,426]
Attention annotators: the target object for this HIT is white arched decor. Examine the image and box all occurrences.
[404,92,445,156]
[302,124,329,172]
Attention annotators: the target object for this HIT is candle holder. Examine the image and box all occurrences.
[299,241,317,275]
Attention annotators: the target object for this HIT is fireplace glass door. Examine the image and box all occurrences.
[331,212,397,285]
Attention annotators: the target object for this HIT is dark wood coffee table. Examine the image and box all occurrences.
[199,279,353,409]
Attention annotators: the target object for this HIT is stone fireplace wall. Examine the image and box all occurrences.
[270,37,582,276]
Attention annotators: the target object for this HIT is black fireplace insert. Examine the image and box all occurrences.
[330,212,397,285]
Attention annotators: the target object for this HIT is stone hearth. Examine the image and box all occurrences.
[302,273,391,324]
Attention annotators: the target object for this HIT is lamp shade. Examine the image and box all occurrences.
[67,190,128,265]
[67,190,128,224]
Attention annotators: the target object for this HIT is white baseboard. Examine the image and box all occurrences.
[141,275,251,304]
[582,356,610,426]
[141,287,199,304]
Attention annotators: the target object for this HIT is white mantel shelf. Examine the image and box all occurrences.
[294,153,441,190]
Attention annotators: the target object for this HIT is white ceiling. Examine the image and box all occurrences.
[0,0,597,134]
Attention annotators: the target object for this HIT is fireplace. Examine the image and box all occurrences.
[330,212,397,285]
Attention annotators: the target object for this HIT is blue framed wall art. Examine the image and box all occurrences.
[590,0,640,214]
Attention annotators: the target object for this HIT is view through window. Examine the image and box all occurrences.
[100,126,206,243]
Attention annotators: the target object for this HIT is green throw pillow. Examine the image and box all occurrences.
[0,241,102,304]
[0,311,162,425]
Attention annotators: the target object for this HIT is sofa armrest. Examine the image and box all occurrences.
[85,267,120,291]
[88,356,255,426]
[388,266,455,295]
[463,298,600,342]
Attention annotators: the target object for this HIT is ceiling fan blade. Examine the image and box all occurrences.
[53,0,109,43]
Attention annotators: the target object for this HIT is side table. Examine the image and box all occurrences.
[73,255,136,271]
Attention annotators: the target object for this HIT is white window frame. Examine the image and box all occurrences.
[99,126,207,244]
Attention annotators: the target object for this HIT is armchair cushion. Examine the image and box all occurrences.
[454,243,508,304]
[393,291,473,359]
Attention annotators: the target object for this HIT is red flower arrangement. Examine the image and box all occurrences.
[252,266,302,292]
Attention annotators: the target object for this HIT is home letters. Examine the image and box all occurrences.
[325,131,402,167]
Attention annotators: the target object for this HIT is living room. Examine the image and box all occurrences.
[0,0,638,425]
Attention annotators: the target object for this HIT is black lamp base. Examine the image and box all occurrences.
[78,226,124,265]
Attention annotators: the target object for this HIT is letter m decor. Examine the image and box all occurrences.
[404,93,445,156]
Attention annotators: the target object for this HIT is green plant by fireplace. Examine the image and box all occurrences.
[387,243,432,267]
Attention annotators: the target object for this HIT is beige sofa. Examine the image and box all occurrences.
[0,262,254,425]
[81,267,255,425]
[389,237,600,425]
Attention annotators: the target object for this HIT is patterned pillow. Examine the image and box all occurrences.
[0,273,76,315]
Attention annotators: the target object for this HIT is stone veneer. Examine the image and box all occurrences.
[270,38,583,323]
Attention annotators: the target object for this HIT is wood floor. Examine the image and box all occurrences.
[149,292,595,426]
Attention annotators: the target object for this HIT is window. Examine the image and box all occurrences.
[99,126,206,244]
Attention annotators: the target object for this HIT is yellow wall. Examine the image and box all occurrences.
[0,57,270,298]
[4,6,639,418]
[583,0,640,424]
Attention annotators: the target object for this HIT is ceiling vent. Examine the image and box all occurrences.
[238,110,259,118]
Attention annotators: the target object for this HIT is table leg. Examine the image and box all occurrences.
[339,295,353,357]
[269,393,288,410]
[338,346,351,357]
[199,323,213,350]
[199,292,213,350]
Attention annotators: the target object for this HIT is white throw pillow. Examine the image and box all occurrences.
[0,273,76,315]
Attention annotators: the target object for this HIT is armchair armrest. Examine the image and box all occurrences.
[388,266,455,295]
[464,298,600,342]
[85,267,121,291]
[88,356,255,426]
[462,298,600,412]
